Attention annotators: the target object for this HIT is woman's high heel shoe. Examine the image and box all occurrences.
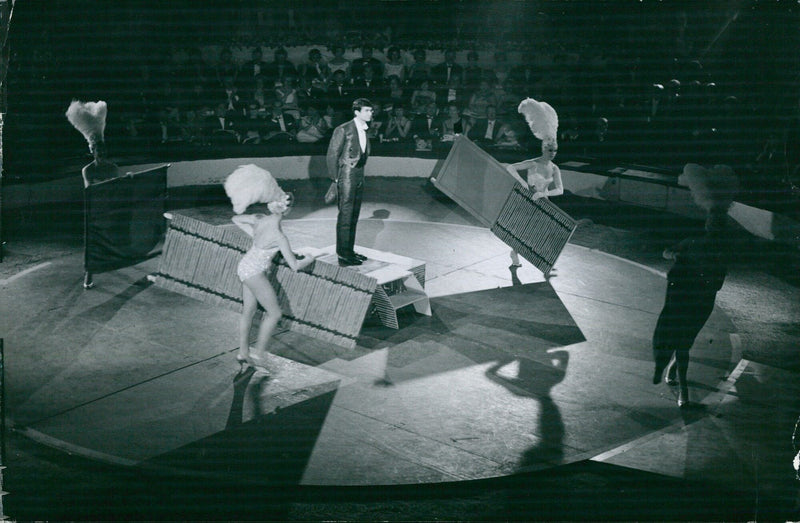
[236,354,251,371]
[665,360,678,386]
[677,388,688,407]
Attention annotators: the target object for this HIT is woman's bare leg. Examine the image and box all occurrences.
[244,274,282,362]
[238,284,258,360]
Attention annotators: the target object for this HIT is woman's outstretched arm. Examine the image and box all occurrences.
[276,233,316,272]
[546,164,564,197]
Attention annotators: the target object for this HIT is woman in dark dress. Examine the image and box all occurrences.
[652,163,739,407]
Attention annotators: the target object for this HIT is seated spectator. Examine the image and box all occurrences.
[249,75,271,110]
[467,104,503,145]
[295,104,330,143]
[383,74,408,110]
[486,51,511,90]
[351,45,384,82]
[241,103,269,144]
[351,66,383,101]
[411,102,440,141]
[384,104,412,141]
[582,117,616,160]
[181,80,214,144]
[239,47,268,86]
[508,60,539,99]
[322,104,337,129]
[410,79,437,115]
[275,75,300,118]
[214,47,239,89]
[439,103,464,139]
[384,46,407,85]
[327,45,351,82]
[216,75,247,118]
[431,49,463,91]
[326,69,352,122]
[558,115,582,152]
[494,122,521,149]
[439,74,467,110]
[203,102,240,144]
[463,50,484,93]
[296,75,327,109]
[366,100,387,140]
[493,77,518,117]
[407,49,431,85]
[263,47,297,87]
[462,113,476,137]
[262,99,297,141]
[300,47,330,84]
[464,79,498,120]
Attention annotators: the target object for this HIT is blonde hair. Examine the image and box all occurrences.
[267,193,292,215]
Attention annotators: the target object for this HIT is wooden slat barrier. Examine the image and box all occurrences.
[491,186,576,275]
[150,213,377,348]
[432,136,577,274]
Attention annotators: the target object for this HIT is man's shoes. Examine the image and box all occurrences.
[338,254,363,266]
[353,252,367,261]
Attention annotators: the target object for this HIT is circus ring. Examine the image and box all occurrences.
[2,150,789,489]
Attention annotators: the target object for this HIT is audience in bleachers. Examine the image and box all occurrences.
[97,34,774,182]
[106,32,764,177]
[8,1,799,219]
[4,0,800,217]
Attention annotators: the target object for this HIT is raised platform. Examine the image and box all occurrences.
[149,211,429,346]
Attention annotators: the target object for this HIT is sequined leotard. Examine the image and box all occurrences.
[524,162,554,195]
[236,223,279,281]
[237,245,278,281]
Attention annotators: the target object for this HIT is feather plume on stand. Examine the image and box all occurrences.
[65,100,107,146]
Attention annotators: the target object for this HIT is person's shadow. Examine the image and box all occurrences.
[356,208,390,250]
[485,350,569,469]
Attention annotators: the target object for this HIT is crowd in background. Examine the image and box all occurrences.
[5,1,800,213]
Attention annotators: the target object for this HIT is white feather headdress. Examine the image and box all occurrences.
[224,164,288,215]
[66,100,107,146]
[517,98,558,145]
[680,163,739,213]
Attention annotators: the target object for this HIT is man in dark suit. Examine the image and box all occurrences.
[351,66,383,101]
[263,47,297,87]
[239,47,268,83]
[261,99,296,141]
[410,102,440,141]
[326,69,352,125]
[203,102,241,144]
[431,49,463,92]
[350,46,384,82]
[326,98,374,266]
[467,105,503,146]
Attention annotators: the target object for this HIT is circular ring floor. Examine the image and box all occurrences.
[3,217,737,486]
